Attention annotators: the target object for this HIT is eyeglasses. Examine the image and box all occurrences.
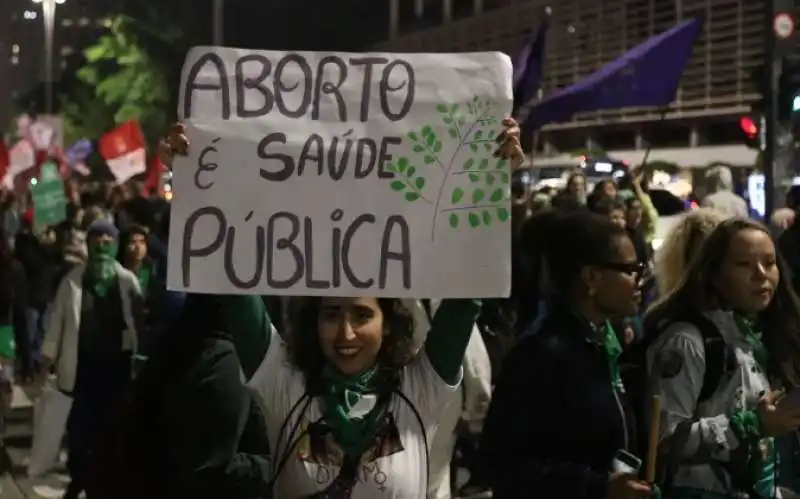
[596,261,647,280]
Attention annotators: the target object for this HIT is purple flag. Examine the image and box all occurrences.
[512,9,550,116]
[523,16,703,130]
[65,139,93,175]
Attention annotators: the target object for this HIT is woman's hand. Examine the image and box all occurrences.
[158,122,190,168]
[608,472,653,499]
[494,117,524,169]
[758,389,800,437]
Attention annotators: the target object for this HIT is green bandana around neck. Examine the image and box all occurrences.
[733,313,777,498]
[320,364,384,458]
[86,242,118,296]
[568,310,623,390]
[136,264,151,296]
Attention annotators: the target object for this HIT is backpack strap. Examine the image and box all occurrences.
[688,314,736,403]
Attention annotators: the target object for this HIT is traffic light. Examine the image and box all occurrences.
[750,59,800,120]
[740,115,760,149]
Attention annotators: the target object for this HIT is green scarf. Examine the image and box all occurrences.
[86,242,118,297]
[733,313,777,499]
[320,364,385,458]
[136,264,151,297]
[602,322,624,390]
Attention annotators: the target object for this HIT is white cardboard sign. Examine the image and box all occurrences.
[167,46,513,298]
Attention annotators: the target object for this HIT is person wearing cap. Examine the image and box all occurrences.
[41,218,144,499]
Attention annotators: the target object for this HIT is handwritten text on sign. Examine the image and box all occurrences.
[167,47,513,297]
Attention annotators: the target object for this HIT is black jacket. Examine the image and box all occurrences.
[480,303,636,499]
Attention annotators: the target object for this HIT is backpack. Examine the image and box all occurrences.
[620,310,737,481]
[85,329,231,499]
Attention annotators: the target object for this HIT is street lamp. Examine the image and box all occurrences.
[32,0,65,115]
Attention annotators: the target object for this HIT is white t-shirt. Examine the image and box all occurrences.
[248,329,460,499]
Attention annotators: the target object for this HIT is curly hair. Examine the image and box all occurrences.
[646,217,800,386]
[285,298,417,396]
[653,208,725,301]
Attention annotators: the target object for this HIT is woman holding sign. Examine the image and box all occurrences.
[160,120,523,498]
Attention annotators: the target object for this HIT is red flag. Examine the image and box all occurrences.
[0,140,9,182]
[99,121,146,183]
[142,155,167,197]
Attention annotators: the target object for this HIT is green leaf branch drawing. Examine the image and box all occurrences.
[430,97,510,240]
[384,95,511,241]
[406,126,445,169]
[385,157,433,203]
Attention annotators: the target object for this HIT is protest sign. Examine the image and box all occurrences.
[32,162,67,227]
[167,47,513,297]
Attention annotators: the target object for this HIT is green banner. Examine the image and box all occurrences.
[32,162,67,228]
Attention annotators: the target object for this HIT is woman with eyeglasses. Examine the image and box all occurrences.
[481,211,652,499]
[644,218,800,498]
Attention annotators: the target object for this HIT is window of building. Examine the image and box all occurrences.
[23,10,38,20]
[11,44,19,54]
[78,17,90,27]
[11,56,19,65]
[62,18,74,27]
[61,46,73,56]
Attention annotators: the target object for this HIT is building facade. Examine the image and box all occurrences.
[376,0,772,167]
[0,0,114,128]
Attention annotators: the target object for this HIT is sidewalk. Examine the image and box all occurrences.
[0,384,78,499]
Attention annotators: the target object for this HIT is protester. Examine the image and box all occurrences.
[701,166,749,218]
[481,211,652,499]
[0,228,28,417]
[87,294,272,499]
[644,218,800,498]
[652,208,725,300]
[42,219,144,499]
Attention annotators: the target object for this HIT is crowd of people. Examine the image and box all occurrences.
[0,119,798,499]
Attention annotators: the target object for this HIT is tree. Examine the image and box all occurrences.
[61,15,173,147]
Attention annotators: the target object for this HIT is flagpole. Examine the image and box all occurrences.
[638,108,669,171]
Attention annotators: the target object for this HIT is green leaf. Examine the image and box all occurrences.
[397,157,409,172]
[490,188,504,202]
[486,173,495,185]
[415,177,426,190]
[407,131,418,141]
[495,158,506,169]
[426,133,435,146]
[433,141,443,153]
[450,103,459,113]
[449,213,459,228]
[472,189,485,203]
[478,158,489,170]
[484,142,493,151]
[390,181,405,191]
[413,145,424,153]
[442,117,453,124]
[407,166,416,177]
[448,128,458,139]
[468,212,480,227]
[482,210,492,225]
[423,155,435,165]
[470,143,478,153]
[468,173,480,182]
[421,125,433,137]
[385,163,396,172]
[451,187,464,203]
[474,130,483,140]
[436,103,448,113]
[405,192,421,201]
[500,172,510,183]
[497,207,510,221]
[462,158,475,170]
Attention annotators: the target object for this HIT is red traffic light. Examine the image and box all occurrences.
[740,116,758,137]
